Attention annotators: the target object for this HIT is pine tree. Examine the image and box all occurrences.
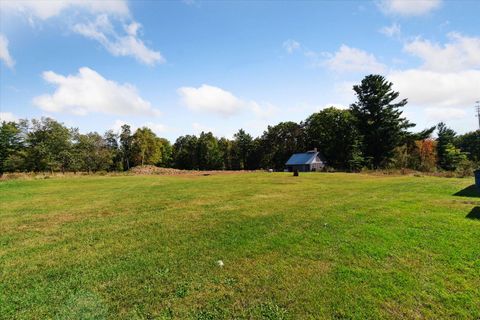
[350,74,414,168]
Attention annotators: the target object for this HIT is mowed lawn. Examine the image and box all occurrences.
[1,173,479,319]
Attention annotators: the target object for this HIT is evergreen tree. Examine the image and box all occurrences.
[232,129,254,170]
[350,75,414,168]
[247,138,263,170]
[218,137,234,170]
[436,122,457,170]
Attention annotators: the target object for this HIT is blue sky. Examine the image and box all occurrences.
[1,0,479,141]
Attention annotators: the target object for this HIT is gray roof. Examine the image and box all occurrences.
[285,151,318,165]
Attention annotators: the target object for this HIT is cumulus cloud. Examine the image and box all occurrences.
[283,39,301,54]
[0,0,129,20]
[125,21,141,36]
[389,69,480,108]
[33,67,160,116]
[404,32,480,72]
[177,84,244,116]
[324,45,386,73]
[73,15,164,65]
[0,34,15,68]
[0,112,18,122]
[145,122,168,134]
[379,23,401,38]
[177,84,280,119]
[378,0,441,16]
[387,32,480,116]
[283,41,385,74]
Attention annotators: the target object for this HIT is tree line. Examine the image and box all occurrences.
[1,75,478,175]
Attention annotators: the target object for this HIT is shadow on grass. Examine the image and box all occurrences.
[467,207,480,220]
[453,185,479,198]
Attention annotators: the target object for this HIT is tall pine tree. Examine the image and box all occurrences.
[350,75,414,168]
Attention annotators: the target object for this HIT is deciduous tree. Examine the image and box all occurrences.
[197,132,223,170]
[0,121,25,175]
[132,127,162,166]
[456,130,480,162]
[25,118,72,172]
[260,121,305,170]
[304,107,363,170]
[173,135,198,170]
[120,124,133,170]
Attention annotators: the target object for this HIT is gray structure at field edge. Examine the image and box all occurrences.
[285,148,326,172]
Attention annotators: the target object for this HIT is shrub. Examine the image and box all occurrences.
[455,159,475,178]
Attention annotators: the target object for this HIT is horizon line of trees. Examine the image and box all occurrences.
[1,75,478,175]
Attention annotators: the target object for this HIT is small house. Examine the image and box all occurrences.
[285,149,326,172]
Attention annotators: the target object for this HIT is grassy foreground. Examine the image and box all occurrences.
[1,173,479,319]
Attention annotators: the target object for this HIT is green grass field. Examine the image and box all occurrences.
[1,173,479,319]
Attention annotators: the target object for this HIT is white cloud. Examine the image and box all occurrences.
[424,107,467,121]
[379,23,401,38]
[111,119,129,133]
[387,32,480,116]
[177,84,244,116]
[73,15,164,65]
[404,32,480,72]
[284,42,385,74]
[389,69,480,108]
[33,67,160,116]
[334,81,357,104]
[324,45,386,73]
[177,84,280,119]
[0,34,15,68]
[0,0,129,20]
[0,112,18,122]
[379,0,441,16]
[145,122,168,134]
[125,21,141,36]
[1,0,163,66]
[283,39,301,54]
